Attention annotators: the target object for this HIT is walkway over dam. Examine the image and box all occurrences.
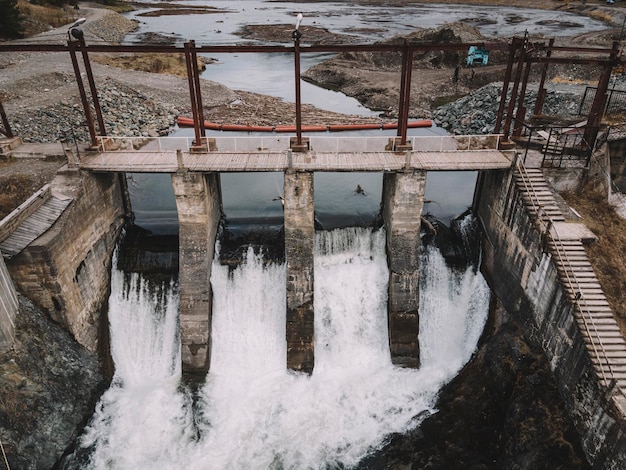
[79,134,512,173]
[68,133,513,374]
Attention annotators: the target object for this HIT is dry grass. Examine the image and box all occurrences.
[17,0,78,37]
[0,174,39,219]
[561,187,626,331]
[92,53,206,78]
[550,76,596,86]
[587,10,614,24]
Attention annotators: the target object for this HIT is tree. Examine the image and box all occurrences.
[0,0,22,39]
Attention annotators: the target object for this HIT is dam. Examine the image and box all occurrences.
[1,33,626,468]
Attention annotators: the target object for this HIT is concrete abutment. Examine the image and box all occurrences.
[5,169,126,354]
[477,166,626,468]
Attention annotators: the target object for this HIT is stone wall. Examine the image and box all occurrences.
[477,168,626,468]
[0,254,18,352]
[6,168,126,353]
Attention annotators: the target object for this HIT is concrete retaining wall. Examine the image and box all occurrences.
[6,168,126,354]
[0,254,18,352]
[477,168,626,468]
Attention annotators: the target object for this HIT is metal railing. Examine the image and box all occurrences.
[95,134,504,154]
[579,86,626,118]
[518,122,595,168]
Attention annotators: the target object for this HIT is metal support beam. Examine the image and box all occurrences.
[78,37,106,137]
[502,36,529,141]
[397,43,413,146]
[533,38,554,117]
[494,37,521,135]
[584,41,619,150]
[513,52,533,138]
[294,34,303,148]
[0,102,13,138]
[190,40,206,141]
[184,41,203,148]
[68,39,98,148]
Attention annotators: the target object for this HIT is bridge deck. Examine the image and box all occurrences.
[78,149,513,173]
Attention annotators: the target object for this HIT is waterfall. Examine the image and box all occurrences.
[71,227,490,470]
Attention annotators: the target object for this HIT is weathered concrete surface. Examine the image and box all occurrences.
[0,295,105,470]
[0,254,18,352]
[382,170,426,368]
[6,167,125,354]
[284,171,315,373]
[172,171,222,372]
[477,168,626,468]
[607,138,626,192]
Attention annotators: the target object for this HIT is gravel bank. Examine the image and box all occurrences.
[1,7,238,143]
[434,78,626,135]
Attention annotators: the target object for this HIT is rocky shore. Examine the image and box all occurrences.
[0,296,106,470]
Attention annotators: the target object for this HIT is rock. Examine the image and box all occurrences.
[0,296,106,469]
[11,79,179,143]
[358,312,590,470]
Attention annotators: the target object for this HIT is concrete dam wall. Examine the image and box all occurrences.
[477,165,626,468]
[4,168,126,354]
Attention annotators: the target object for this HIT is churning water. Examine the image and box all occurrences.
[69,226,489,469]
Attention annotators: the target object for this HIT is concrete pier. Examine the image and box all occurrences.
[382,170,427,368]
[284,171,315,373]
[172,172,222,372]
[4,170,125,353]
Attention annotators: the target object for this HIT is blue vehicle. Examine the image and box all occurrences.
[467,46,489,66]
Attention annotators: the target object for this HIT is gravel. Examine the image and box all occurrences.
[434,77,626,135]
[1,8,237,144]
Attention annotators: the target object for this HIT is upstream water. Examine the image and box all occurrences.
[124,0,607,234]
[67,227,489,469]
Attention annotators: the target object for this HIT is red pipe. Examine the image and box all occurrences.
[176,116,432,133]
[329,123,381,131]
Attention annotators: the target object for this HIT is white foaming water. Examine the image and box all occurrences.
[77,227,489,470]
